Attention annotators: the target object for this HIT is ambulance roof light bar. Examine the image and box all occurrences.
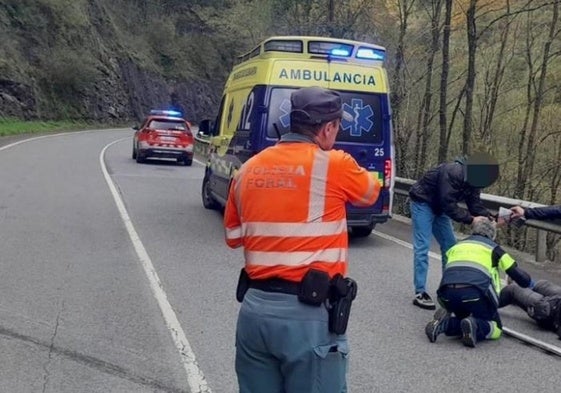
[238,37,387,63]
[264,40,303,53]
[356,47,386,61]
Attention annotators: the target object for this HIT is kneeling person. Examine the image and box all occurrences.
[500,280,561,337]
[425,218,534,347]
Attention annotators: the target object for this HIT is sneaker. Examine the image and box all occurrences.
[461,317,478,348]
[413,292,436,310]
[425,308,451,343]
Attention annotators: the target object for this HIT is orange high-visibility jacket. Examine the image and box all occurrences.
[224,141,381,282]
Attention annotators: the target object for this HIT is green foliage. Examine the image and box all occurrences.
[38,46,101,100]
[0,117,94,136]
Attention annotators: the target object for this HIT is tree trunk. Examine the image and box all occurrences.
[437,0,452,163]
[391,0,416,177]
[416,0,442,174]
[462,0,478,156]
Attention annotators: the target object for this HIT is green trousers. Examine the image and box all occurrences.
[235,288,348,393]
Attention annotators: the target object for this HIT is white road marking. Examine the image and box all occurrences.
[3,132,556,372]
[372,228,561,354]
[373,230,441,260]
[0,131,87,151]
[100,138,211,393]
[373,229,507,284]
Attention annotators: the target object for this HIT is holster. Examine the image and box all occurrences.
[236,268,250,303]
[297,269,330,306]
[328,274,358,335]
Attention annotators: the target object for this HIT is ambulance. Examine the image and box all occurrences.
[200,36,395,237]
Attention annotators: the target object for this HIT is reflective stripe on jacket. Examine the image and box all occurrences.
[442,235,516,297]
[224,139,380,281]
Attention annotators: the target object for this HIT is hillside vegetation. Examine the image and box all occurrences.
[2,0,561,257]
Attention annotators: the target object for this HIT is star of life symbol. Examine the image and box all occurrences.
[342,99,374,137]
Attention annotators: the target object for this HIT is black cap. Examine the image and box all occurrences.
[290,87,353,126]
[465,152,499,188]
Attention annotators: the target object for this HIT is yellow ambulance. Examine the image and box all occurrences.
[200,36,394,237]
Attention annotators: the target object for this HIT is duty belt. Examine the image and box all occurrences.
[445,283,472,289]
[249,278,300,295]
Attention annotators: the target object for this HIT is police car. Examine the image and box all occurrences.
[132,110,194,166]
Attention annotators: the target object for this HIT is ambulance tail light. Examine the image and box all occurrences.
[384,159,392,188]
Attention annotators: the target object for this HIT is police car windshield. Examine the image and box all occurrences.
[267,88,383,144]
[148,119,186,130]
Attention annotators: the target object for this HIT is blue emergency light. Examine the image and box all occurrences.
[356,47,385,61]
[150,109,183,117]
[330,48,351,57]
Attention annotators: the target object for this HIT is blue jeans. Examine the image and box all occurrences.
[411,201,456,294]
[236,288,348,393]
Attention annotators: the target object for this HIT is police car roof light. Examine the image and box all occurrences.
[150,109,183,117]
[356,47,385,61]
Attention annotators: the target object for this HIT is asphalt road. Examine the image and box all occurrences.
[1,129,560,392]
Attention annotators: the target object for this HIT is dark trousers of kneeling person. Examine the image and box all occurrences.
[500,280,561,335]
[436,284,502,346]
[235,272,353,393]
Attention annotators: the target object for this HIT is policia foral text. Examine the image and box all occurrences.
[224,86,381,393]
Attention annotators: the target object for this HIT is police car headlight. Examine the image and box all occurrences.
[139,141,150,148]
[186,145,193,153]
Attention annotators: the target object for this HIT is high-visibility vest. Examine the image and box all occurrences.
[444,236,516,297]
[224,141,380,282]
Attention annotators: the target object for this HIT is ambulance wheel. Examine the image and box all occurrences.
[350,225,374,238]
[202,176,220,210]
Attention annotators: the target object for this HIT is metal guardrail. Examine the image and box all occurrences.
[194,134,560,261]
[394,177,561,262]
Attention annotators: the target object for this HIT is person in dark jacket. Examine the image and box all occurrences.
[500,280,561,338]
[510,205,561,222]
[425,218,534,347]
[409,152,499,309]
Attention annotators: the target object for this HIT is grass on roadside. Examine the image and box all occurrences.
[0,117,101,137]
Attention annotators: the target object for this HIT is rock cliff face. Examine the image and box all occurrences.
[0,80,37,120]
[0,57,222,123]
[0,2,226,123]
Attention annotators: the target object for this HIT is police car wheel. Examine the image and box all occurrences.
[136,152,146,164]
[183,158,193,166]
[132,144,137,159]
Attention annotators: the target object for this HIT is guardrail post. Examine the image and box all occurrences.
[536,229,548,262]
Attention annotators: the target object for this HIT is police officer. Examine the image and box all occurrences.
[500,280,561,337]
[224,86,381,392]
[425,218,534,347]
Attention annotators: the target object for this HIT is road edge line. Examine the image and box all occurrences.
[100,138,211,393]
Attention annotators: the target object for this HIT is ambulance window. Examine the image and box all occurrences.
[267,88,294,138]
[267,88,384,144]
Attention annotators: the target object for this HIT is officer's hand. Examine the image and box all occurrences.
[510,206,525,219]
